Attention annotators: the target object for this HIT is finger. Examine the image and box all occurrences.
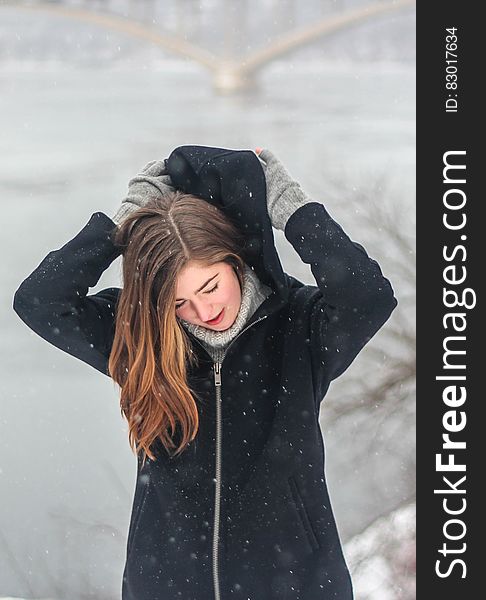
[158,174,173,186]
[139,160,158,174]
[257,148,276,164]
[140,160,168,177]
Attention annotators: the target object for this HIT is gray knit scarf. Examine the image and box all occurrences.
[179,263,273,362]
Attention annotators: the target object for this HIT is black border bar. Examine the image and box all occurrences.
[418,2,479,596]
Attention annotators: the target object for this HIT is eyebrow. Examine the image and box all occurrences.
[176,273,219,302]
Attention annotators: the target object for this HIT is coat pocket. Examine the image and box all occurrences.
[287,475,320,553]
[126,474,151,561]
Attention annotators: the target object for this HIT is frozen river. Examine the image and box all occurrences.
[0,55,414,597]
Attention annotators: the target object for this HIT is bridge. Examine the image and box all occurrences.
[6,0,415,92]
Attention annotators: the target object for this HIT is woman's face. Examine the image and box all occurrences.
[175,260,242,330]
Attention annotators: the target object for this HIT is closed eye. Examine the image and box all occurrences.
[175,284,219,309]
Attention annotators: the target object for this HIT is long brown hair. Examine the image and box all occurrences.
[108,191,246,464]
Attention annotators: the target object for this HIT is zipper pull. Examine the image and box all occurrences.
[214,361,222,387]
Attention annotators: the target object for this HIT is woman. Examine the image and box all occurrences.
[13,145,397,600]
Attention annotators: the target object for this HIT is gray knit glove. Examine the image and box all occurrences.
[256,148,315,231]
[112,159,174,226]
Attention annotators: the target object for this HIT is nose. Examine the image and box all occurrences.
[191,299,214,323]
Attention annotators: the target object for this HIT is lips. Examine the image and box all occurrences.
[206,308,224,325]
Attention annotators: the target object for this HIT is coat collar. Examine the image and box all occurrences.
[166,145,291,318]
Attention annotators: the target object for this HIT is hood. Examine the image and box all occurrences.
[166,145,292,313]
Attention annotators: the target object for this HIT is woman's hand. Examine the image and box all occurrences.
[112,160,175,226]
[253,147,315,231]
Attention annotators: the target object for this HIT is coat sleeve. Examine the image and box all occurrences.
[12,212,122,377]
[284,201,398,386]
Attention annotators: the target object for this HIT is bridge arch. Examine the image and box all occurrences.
[9,0,415,92]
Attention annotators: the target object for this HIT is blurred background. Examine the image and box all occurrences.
[0,1,416,598]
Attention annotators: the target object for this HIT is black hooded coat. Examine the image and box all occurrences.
[13,146,398,600]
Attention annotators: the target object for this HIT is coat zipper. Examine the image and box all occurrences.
[191,314,268,600]
[212,360,223,600]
